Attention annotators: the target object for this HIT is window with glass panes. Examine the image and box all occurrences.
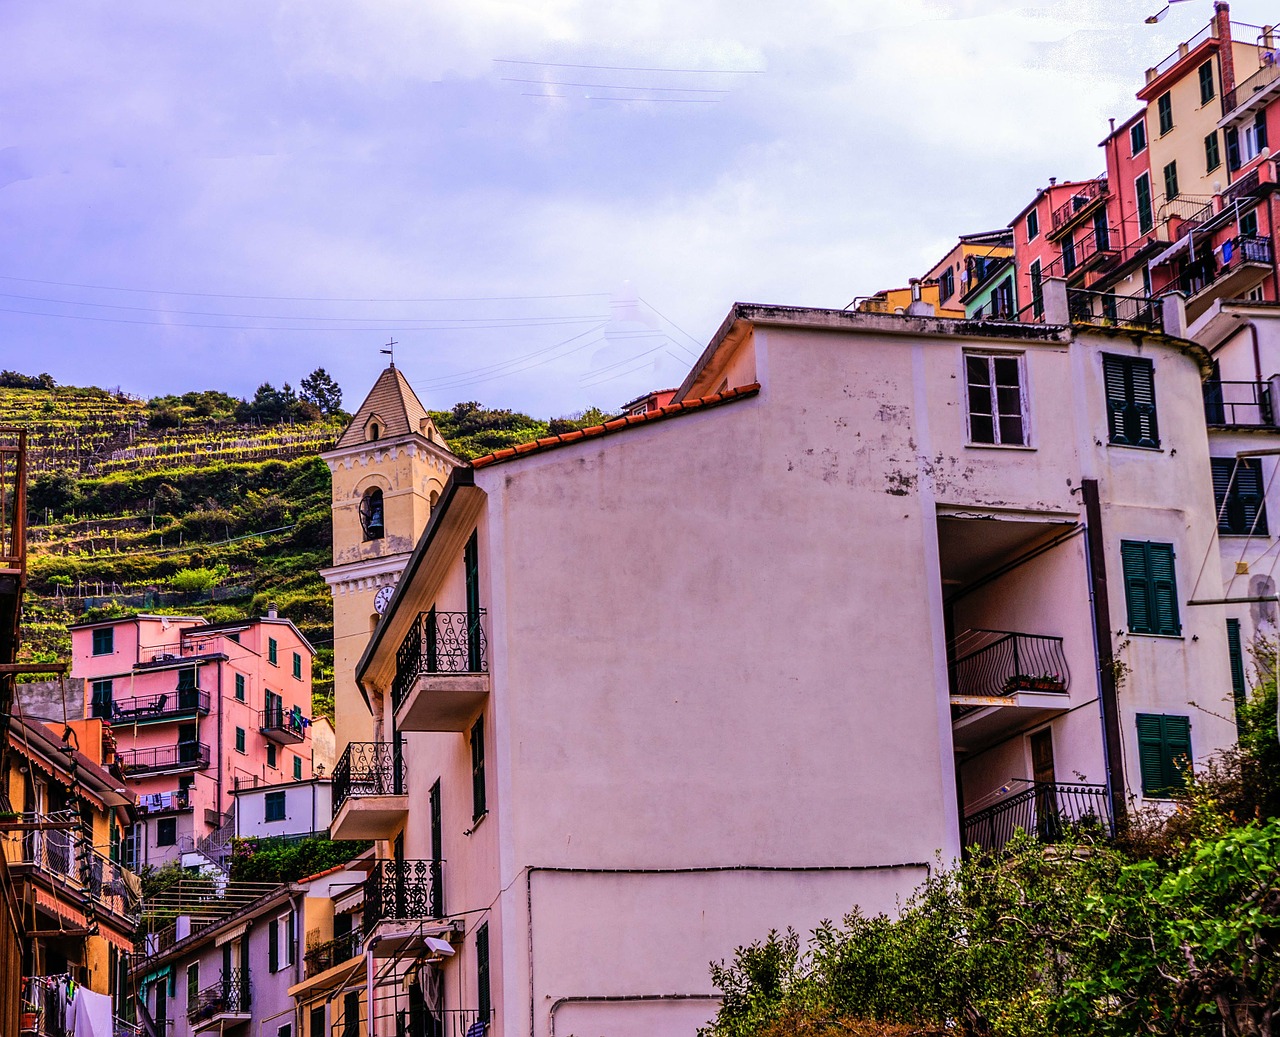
[1121,540,1181,636]
[965,353,1026,446]
[92,627,113,655]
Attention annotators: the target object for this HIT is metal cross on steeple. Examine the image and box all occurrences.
[380,338,397,366]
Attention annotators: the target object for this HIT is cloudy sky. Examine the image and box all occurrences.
[2,0,1276,417]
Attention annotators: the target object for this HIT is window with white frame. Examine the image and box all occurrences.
[964,352,1027,446]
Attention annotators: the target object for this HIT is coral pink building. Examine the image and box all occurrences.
[70,610,315,868]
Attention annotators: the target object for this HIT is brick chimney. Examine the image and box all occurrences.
[1216,2,1237,97]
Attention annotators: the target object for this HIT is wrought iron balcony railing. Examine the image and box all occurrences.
[392,610,488,711]
[13,821,142,924]
[92,688,210,722]
[188,970,251,1022]
[949,630,1070,699]
[1204,379,1274,426]
[333,742,406,813]
[304,928,364,976]
[259,705,307,743]
[963,781,1112,855]
[363,858,444,932]
[137,640,228,667]
[118,741,211,774]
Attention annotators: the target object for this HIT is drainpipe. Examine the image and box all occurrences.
[1080,480,1128,832]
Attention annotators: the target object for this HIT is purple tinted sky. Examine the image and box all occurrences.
[0,1,1270,416]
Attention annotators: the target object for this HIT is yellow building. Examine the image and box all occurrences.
[320,366,460,751]
[3,714,140,1030]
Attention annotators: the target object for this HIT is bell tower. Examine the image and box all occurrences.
[320,364,459,750]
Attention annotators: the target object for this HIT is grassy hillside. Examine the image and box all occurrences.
[8,381,616,719]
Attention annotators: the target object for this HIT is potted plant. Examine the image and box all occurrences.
[1003,673,1065,693]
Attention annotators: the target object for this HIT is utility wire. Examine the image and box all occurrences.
[501,78,730,93]
[523,93,723,103]
[494,58,765,73]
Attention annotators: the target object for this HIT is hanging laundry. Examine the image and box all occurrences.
[69,987,113,1037]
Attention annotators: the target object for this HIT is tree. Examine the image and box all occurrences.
[236,383,294,425]
[300,368,343,417]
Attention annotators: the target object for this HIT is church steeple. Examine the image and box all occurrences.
[333,364,447,451]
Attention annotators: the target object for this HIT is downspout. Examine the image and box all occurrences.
[1080,480,1128,832]
[216,662,224,824]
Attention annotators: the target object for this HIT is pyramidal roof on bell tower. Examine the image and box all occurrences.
[334,364,434,449]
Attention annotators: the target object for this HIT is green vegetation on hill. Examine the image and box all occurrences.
[8,373,619,721]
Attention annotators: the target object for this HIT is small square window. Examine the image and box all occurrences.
[267,744,277,769]
[156,817,177,846]
[235,728,246,754]
[265,790,286,822]
[92,628,114,656]
[965,353,1027,446]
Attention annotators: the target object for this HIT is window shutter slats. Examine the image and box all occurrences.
[1121,541,1153,631]
[1136,713,1167,795]
[1227,618,1247,725]
[1147,543,1180,635]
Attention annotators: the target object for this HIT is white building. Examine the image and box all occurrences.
[234,777,334,842]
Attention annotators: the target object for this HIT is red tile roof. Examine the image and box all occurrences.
[471,382,761,469]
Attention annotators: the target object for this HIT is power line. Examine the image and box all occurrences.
[523,93,723,103]
[638,297,704,359]
[0,273,609,304]
[413,323,610,392]
[494,58,765,73]
[501,78,730,93]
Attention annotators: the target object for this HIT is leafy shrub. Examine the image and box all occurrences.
[229,835,370,883]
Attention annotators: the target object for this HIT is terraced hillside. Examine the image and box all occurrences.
[8,383,616,720]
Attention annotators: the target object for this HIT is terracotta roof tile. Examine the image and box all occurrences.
[471,382,760,469]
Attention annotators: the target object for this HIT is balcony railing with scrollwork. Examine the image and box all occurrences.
[188,970,251,1022]
[363,858,444,932]
[304,928,364,976]
[333,742,406,813]
[949,630,1070,699]
[392,610,488,711]
[963,781,1111,855]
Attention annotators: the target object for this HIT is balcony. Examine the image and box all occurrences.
[1048,179,1108,239]
[962,781,1112,856]
[1066,288,1162,332]
[117,741,211,776]
[189,970,251,1030]
[392,610,490,733]
[259,705,307,745]
[1222,59,1280,120]
[9,819,142,926]
[363,858,444,936]
[1182,236,1272,321]
[93,687,210,724]
[950,630,1071,751]
[331,742,408,840]
[136,640,227,669]
[1204,379,1274,427]
[304,929,363,977]
[137,789,193,815]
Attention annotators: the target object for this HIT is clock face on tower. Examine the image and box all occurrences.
[374,584,395,615]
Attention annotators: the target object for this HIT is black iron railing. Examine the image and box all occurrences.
[392,610,488,710]
[440,1010,495,1036]
[950,630,1070,699]
[304,929,363,976]
[1223,60,1280,116]
[16,822,141,924]
[259,705,307,741]
[963,782,1111,855]
[188,970,251,1022]
[117,741,210,774]
[1050,179,1107,235]
[333,742,406,813]
[363,859,444,932]
[1066,288,1161,331]
[1204,379,1273,426]
[93,688,210,721]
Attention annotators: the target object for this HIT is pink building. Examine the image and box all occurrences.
[70,610,316,868]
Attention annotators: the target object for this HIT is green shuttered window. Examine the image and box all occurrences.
[1136,174,1153,233]
[1211,457,1268,535]
[1103,354,1159,448]
[471,715,487,822]
[1136,713,1191,797]
[476,923,491,1023]
[1121,540,1181,636]
[1226,618,1247,727]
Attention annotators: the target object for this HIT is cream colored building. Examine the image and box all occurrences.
[320,366,460,752]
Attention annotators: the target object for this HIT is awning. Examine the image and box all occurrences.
[33,886,88,929]
[215,921,250,946]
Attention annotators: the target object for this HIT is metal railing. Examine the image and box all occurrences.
[392,610,488,710]
[259,705,307,740]
[1150,20,1215,79]
[1177,236,1273,299]
[1050,179,1107,234]
[333,742,406,813]
[963,782,1112,855]
[13,820,142,924]
[0,428,25,571]
[363,858,444,932]
[439,1010,495,1036]
[117,741,211,774]
[949,630,1070,698]
[138,640,227,666]
[1066,288,1162,331]
[136,789,192,815]
[1204,379,1274,426]
[1225,168,1262,203]
[305,929,364,976]
[188,970,251,1022]
[1158,194,1214,230]
[93,688,210,721]
[1223,58,1280,115]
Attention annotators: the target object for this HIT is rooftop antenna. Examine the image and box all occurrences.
[381,338,396,367]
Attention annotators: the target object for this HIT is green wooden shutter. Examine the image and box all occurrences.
[1163,715,1191,792]
[476,923,491,1022]
[1237,459,1267,534]
[1121,541,1154,632]
[1147,543,1180,635]
[269,918,279,972]
[1137,713,1167,795]
[1128,358,1159,447]
[1226,618,1247,726]
[1103,355,1131,444]
[1136,174,1153,231]
[471,716,486,820]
